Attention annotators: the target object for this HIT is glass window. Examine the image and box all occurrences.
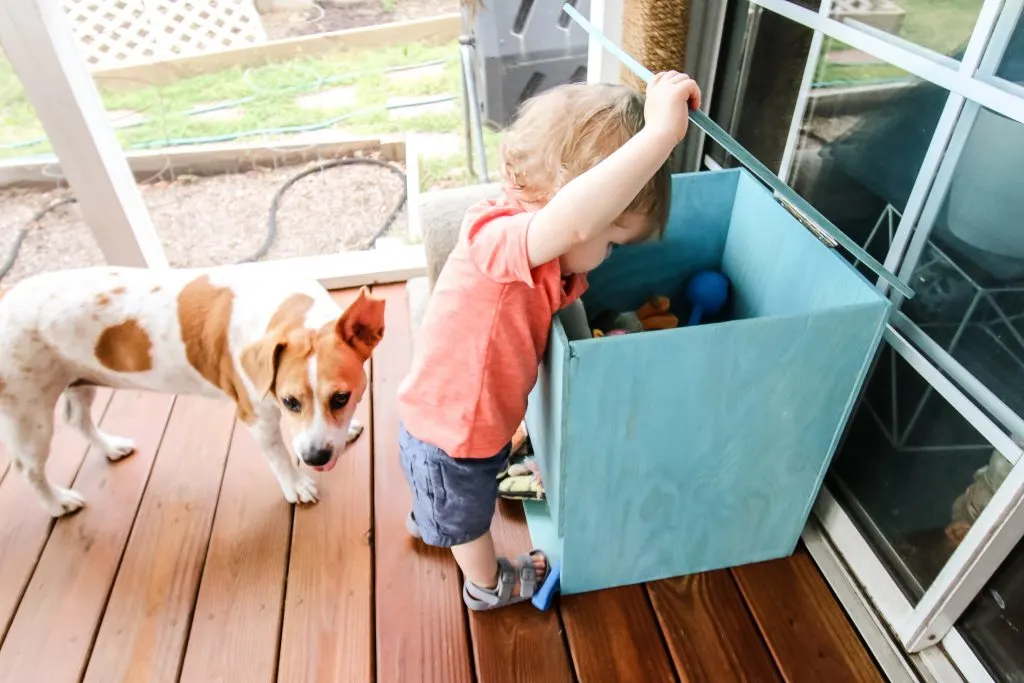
[829,0,985,61]
[788,47,947,277]
[959,539,1024,682]
[831,345,1009,598]
[900,107,1024,422]
[995,9,1024,85]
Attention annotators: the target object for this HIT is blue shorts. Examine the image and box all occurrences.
[399,422,510,547]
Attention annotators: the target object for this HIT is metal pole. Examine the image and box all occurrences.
[458,35,490,183]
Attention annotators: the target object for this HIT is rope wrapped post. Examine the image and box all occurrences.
[620,0,690,91]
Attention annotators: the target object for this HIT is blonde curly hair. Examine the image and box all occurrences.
[500,82,671,238]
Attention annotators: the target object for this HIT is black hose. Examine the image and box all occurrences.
[0,157,408,280]
[245,156,407,263]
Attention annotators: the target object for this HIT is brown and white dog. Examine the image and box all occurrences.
[0,266,385,517]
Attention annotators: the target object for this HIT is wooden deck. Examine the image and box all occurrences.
[0,284,886,683]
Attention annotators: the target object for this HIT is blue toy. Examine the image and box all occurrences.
[686,270,730,326]
[532,560,562,611]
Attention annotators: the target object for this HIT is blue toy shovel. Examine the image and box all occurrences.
[532,561,562,611]
[686,270,730,326]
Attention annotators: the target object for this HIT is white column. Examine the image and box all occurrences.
[586,0,624,85]
[0,0,168,268]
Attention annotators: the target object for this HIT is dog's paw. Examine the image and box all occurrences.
[346,419,363,444]
[284,475,319,505]
[49,488,85,517]
[102,435,137,462]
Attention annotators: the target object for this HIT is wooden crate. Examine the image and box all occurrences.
[524,169,891,595]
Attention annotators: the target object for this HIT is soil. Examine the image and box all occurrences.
[0,156,408,285]
[261,0,461,41]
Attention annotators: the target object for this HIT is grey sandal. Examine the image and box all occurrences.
[462,551,547,611]
[406,511,421,539]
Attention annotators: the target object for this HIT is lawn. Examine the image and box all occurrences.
[816,0,984,86]
[0,39,501,191]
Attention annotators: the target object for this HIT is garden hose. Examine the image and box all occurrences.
[0,157,407,280]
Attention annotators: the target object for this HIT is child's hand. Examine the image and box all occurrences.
[644,71,702,146]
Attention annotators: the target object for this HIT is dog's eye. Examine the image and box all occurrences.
[282,396,301,413]
[329,391,351,411]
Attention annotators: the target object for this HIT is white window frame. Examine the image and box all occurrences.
[0,0,425,287]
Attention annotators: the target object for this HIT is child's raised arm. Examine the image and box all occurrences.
[525,72,701,268]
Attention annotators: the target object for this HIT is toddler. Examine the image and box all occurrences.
[397,71,701,610]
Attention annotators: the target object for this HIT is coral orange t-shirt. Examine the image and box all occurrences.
[397,194,587,458]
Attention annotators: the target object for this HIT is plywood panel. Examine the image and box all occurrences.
[0,389,112,643]
[647,571,780,683]
[468,501,573,683]
[733,549,884,683]
[0,391,172,682]
[276,288,374,683]
[82,396,236,683]
[373,283,473,683]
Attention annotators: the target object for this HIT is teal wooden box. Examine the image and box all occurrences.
[524,169,891,595]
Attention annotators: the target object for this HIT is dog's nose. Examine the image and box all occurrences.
[305,448,333,467]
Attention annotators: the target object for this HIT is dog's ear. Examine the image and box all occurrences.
[241,335,286,399]
[336,286,386,361]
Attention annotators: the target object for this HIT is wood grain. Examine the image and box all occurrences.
[276,288,374,683]
[0,388,112,644]
[373,283,473,683]
[647,571,781,683]
[468,500,574,683]
[732,548,884,683]
[82,395,236,683]
[0,390,173,681]
[561,584,675,683]
[179,419,292,683]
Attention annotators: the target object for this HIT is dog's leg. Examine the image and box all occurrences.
[61,386,136,461]
[248,411,318,505]
[0,408,85,517]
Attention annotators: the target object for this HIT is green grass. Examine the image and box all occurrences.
[815,0,983,86]
[0,41,484,166]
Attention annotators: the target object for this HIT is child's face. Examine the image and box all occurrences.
[559,213,651,274]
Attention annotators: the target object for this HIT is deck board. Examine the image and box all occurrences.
[0,388,113,643]
[178,419,292,683]
[372,283,474,683]
[561,584,677,683]
[732,548,885,683]
[0,391,173,683]
[82,395,236,683]
[276,288,375,683]
[0,284,885,683]
[469,500,574,683]
[648,571,781,683]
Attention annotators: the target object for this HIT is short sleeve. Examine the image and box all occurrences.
[464,204,537,286]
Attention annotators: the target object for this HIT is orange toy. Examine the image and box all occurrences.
[636,295,679,331]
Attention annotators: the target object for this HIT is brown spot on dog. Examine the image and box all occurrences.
[95,319,153,373]
[238,294,316,411]
[111,286,127,296]
[151,285,162,293]
[178,276,256,422]
[96,293,111,306]
[269,294,314,332]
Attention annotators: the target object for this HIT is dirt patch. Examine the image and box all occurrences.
[0,156,408,284]
[261,0,460,40]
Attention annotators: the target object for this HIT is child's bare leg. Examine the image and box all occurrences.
[452,531,547,594]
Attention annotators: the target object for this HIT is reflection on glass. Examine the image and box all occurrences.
[960,540,1024,683]
[831,347,1005,597]
[789,43,945,275]
[828,0,984,59]
[902,108,1024,421]
[995,10,1024,85]
[0,45,48,160]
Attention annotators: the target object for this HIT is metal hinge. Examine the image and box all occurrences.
[776,194,839,249]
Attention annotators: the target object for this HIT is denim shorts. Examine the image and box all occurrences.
[399,422,510,547]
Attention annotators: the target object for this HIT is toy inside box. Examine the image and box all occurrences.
[523,168,893,596]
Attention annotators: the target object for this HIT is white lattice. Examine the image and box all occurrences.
[61,0,267,69]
